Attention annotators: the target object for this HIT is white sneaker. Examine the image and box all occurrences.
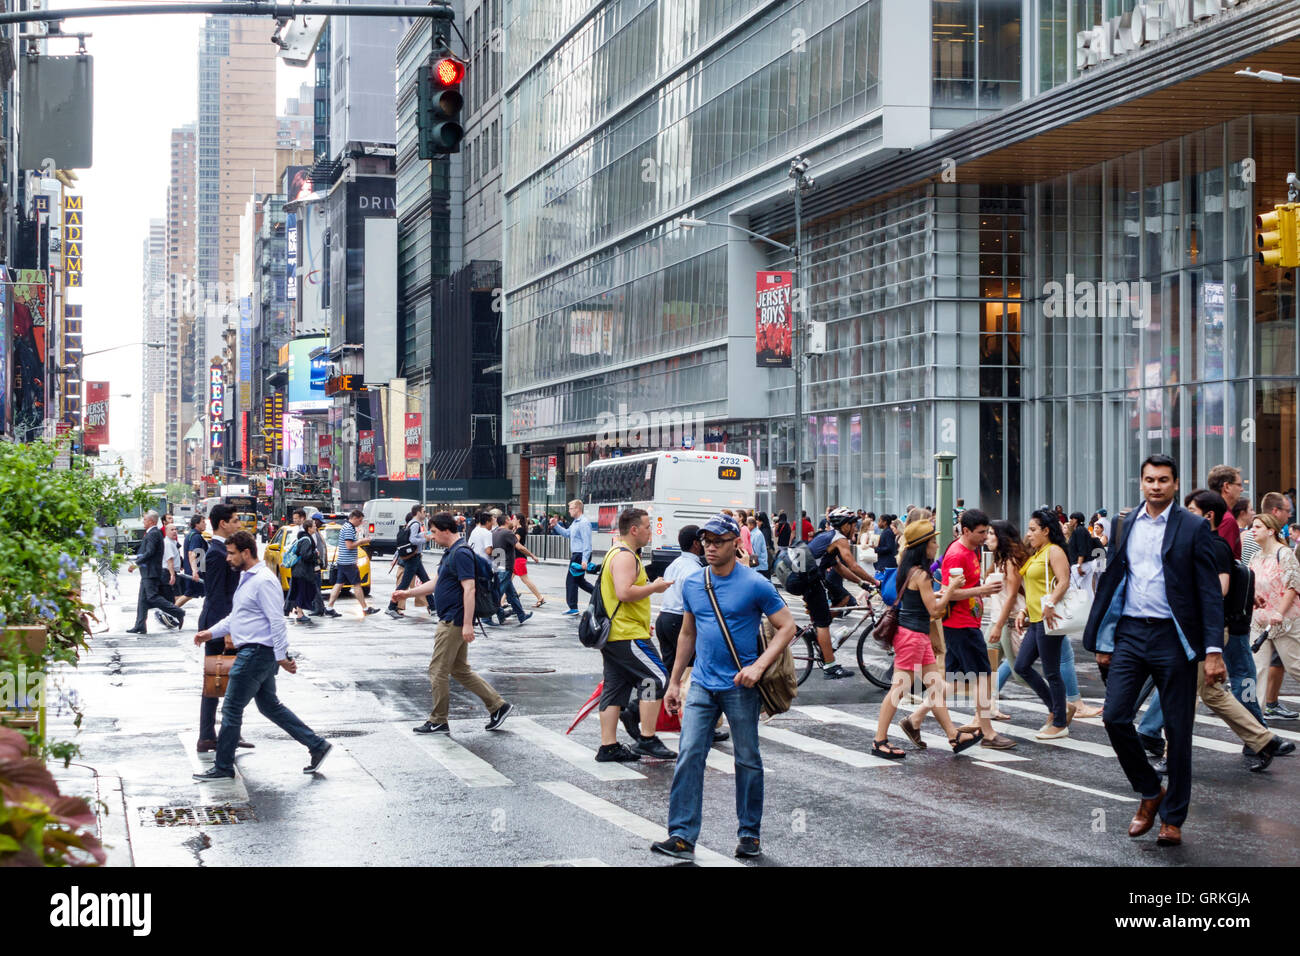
[1035,726,1070,740]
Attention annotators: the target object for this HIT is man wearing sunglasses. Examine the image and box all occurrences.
[651,514,797,862]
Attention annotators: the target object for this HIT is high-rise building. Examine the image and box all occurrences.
[501,0,1300,520]
[279,82,315,151]
[312,23,331,162]
[140,220,167,483]
[195,16,279,473]
[166,124,197,483]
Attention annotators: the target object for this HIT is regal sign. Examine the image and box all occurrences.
[1077,1,1254,74]
[208,365,225,451]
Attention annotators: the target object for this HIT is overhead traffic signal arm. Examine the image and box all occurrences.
[1257,203,1300,268]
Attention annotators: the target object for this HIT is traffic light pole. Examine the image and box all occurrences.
[0,2,453,25]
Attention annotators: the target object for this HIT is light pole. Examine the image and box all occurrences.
[677,154,815,531]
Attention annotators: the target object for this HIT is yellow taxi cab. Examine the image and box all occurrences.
[263,522,371,596]
[236,512,259,535]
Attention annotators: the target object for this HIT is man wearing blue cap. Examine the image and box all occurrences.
[651,513,797,862]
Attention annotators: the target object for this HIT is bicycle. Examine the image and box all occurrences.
[790,597,895,690]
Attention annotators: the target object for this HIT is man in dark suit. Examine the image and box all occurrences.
[1083,454,1226,847]
[126,511,186,634]
[196,505,252,753]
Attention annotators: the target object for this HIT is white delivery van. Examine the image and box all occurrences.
[362,498,420,554]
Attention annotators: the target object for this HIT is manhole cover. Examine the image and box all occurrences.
[141,804,257,827]
[489,666,556,674]
[267,729,371,740]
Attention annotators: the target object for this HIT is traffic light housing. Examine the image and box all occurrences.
[1257,203,1300,268]
[418,55,465,158]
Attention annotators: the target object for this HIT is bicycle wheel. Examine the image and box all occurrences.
[856,632,895,690]
[792,631,816,686]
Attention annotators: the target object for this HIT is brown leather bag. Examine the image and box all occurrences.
[203,654,238,698]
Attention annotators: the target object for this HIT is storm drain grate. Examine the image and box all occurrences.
[141,804,257,827]
[490,666,556,675]
[267,729,371,740]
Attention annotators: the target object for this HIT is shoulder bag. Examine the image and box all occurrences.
[702,567,796,716]
[870,586,905,650]
[1043,553,1094,636]
[203,653,237,698]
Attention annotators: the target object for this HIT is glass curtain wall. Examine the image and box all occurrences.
[932,0,1021,109]
[1030,115,1292,514]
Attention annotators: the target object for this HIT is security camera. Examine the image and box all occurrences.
[1288,172,1299,189]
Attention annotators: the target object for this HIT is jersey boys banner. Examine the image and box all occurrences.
[404,413,422,460]
[84,381,109,447]
[755,271,793,368]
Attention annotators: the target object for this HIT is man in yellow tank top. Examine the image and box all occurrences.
[595,508,677,763]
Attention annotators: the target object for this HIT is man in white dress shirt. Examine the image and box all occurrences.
[191,531,332,779]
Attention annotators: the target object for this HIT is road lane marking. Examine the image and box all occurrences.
[1003,698,1272,753]
[507,717,645,781]
[757,725,898,768]
[658,732,735,774]
[537,780,741,867]
[522,858,610,867]
[180,732,250,802]
[971,762,1133,802]
[793,705,1029,763]
[396,724,514,788]
[916,704,1118,757]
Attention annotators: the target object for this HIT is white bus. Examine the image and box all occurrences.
[580,450,756,578]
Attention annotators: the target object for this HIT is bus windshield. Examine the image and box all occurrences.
[581,458,656,504]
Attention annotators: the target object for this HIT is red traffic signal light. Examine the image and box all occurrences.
[433,57,465,86]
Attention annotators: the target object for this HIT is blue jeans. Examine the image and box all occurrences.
[1014,622,1068,728]
[495,570,525,622]
[997,631,1080,700]
[215,645,325,773]
[667,681,763,844]
[1223,631,1267,726]
[1138,691,1165,738]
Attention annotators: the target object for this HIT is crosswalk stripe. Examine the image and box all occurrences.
[507,717,645,781]
[757,724,899,768]
[1057,696,1284,750]
[971,762,1133,802]
[179,732,250,802]
[1194,712,1300,743]
[923,706,1118,757]
[658,732,735,774]
[538,780,742,867]
[793,705,1029,763]
[522,858,611,867]
[397,724,514,787]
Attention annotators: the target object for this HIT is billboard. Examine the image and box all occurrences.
[12,270,46,438]
[285,335,329,411]
[84,381,109,447]
[318,434,332,470]
[756,271,793,368]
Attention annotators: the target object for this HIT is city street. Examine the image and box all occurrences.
[56,557,1300,868]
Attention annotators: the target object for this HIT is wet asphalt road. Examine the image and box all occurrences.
[53,555,1300,867]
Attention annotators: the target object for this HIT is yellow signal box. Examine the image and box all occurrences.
[1257,203,1300,268]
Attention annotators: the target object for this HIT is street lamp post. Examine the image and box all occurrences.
[677,154,815,530]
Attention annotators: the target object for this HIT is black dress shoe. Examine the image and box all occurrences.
[1276,739,1296,756]
[193,767,235,780]
[713,729,731,743]
[196,738,217,753]
[125,627,146,634]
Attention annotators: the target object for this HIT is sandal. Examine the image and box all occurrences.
[949,729,983,754]
[535,598,547,608]
[871,739,906,759]
[898,715,927,749]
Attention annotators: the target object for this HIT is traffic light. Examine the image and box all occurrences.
[418,54,465,158]
[1257,203,1300,268]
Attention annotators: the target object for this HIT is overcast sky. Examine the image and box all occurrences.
[53,2,308,471]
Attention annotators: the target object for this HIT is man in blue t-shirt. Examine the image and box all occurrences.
[650,514,796,863]
[394,512,512,737]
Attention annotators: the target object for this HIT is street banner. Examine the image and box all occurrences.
[318,434,332,470]
[84,381,109,448]
[208,364,224,451]
[404,412,422,461]
[755,270,793,368]
[547,454,557,495]
[358,430,375,467]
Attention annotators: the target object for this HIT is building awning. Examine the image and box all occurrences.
[750,0,1300,234]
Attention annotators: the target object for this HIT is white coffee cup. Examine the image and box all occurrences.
[949,568,965,586]
[985,571,1004,587]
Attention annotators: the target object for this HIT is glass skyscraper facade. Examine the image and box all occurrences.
[503,0,1300,521]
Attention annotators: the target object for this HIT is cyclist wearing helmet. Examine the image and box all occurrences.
[802,508,878,679]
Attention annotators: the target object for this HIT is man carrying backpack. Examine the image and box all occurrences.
[395,512,513,736]
[387,505,431,619]
[651,513,797,862]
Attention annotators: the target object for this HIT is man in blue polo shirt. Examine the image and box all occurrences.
[395,511,513,737]
[651,514,797,862]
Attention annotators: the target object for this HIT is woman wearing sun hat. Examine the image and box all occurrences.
[872,519,983,758]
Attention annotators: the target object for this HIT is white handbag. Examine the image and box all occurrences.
[1044,584,1093,636]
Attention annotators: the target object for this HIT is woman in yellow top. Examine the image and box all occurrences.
[595,507,675,763]
[1013,509,1073,739]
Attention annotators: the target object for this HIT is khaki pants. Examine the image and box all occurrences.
[1199,660,1271,753]
[427,621,505,725]
[1253,625,1300,688]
